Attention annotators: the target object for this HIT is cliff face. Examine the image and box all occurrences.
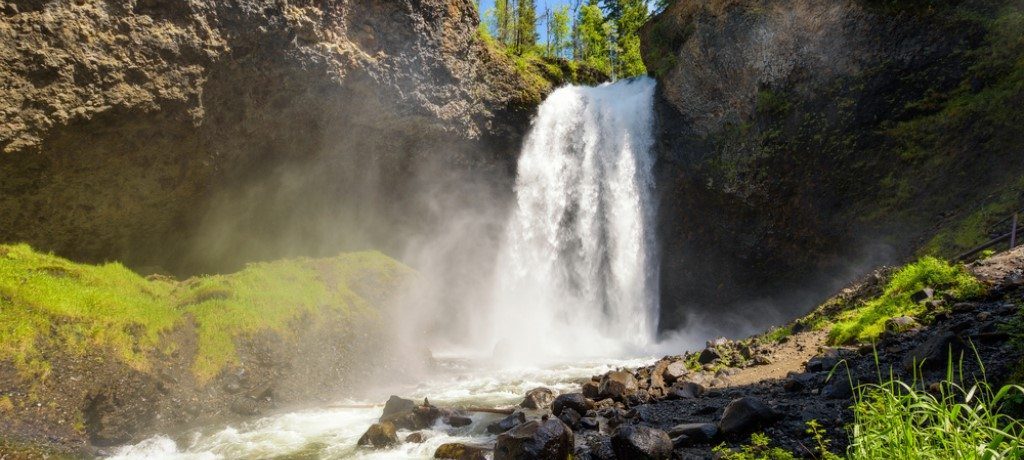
[0,0,543,274]
[643,0,1024,332]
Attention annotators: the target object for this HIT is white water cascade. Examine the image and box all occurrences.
[483,77,660,363]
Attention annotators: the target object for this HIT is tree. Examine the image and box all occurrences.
[489,0,514,46]
[575,0,612,74]
[514,0,538,55]
[614,0,648,77]
[547,5,571,58]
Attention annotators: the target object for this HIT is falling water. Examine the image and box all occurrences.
[484,77,660,363]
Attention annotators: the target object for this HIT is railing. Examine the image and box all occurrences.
[954,211,1024,262]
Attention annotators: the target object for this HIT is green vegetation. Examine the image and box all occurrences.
[713,432,796,460]
[0,244,410,382]
[850,362,1024,459]
[828,257,984,345]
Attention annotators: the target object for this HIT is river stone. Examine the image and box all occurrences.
[434,442,488,460]
[719,397,777,435]
[611,424,672,459]
[582,380,600,398]
[494,418,574,460]
[521,387,556,410]
[558,407,582,429]
[663,360,689,384]
[552,393,589,417]
[698,347,722,365]
[667,422,718,442]
[487,411,527,434]
[446,414,473,427]
[405,432,427,443]
[599,371,638,399]
[357,421,399,448]
[667,381,705,399]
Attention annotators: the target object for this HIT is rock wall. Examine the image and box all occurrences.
[0,0,544,274]
[643,0,1024,332]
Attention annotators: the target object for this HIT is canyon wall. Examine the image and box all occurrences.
[643,0,1024,332]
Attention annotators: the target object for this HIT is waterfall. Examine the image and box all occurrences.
[487,77,660,363]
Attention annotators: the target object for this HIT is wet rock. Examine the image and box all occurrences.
[625,389,652,406]
[405,432,426,443]
[357,421,399,448]
[558,407,582,429]
[446,414,473,427]
[667,422,718,442]
[521,387,556,410]
[494,418,574,460]
[434,442,488,460]
[910,287,935,303]
[599,371,638,399]
[383,400,444,430]
[228,396,260,416]
[611,424,672,459]
[487,411,527,434]
[697,347,721,365]
[553,393,589,417]
[666,381,705,399]
[719,397,777,435]
[382,395,417,418]
[580,416,600,430]
[582,380,600,398]
[575,434,615,460]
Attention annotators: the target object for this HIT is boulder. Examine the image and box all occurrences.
[886,316,920,333]
[697,347,721,365]
[575,434,616,460]
[357,421,399,448]
[552,393,589,417]
[382,395,417,419]
[903,332,962,370]
[662,360,689,384]
[649,359,670,394]
[487,411,527,434]
[521,387,556,410]
[719,397,777,435]
[910,287,935,303]
[434,442,488,460]
[494,418,574,460]
[598,371,638,399]
[667,422,718,443]
[666,381,705,399]
[382,400,444,430]
[582,380,600,398]
[558,408,582,429]
[610,424,673,459]
[406,432,427,443]
[580,416,600,430]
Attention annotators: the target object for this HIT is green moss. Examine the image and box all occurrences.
[0,244,410,382]
[827,257,984,345]
[762,326,793,343]
[756,89,792,115]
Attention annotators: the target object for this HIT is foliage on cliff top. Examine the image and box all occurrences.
[827,257,984,345]
[0,244,411,382]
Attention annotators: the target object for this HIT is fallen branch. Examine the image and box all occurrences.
[461,406,516,415]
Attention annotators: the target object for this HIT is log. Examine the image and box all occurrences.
[325,403,382,409]
[461,406,516,415]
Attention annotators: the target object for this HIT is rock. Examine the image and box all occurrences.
[521,387,556,410]
[821,377,853,399]
[911,287,935,303]
[886,316,920,333]
[662,360,689,384]
[487,411,527,434]
[599,371,638,399]
[382,395,417,418]
[357,422,399,448]
[666,381,705,399]
[434,442,488,460]
[719,397,777,435]
[446,414,473,427]
[582,380,600,398]
[667,422,718,443]
[406,432,427,443]
[580,416,600,430]
[783,372,819,392]
[649,359,670,394]
[558,408,582,429]
[383,401,444,430]
[805,355,839,373]
[708,337,730,348]
[575,434,616,460]
[903,332,962,370]
[753,355,772,365]
[625,389,652,406]
[494,418,574,460]
[697,347,721,365]
[610,424,673,460]
[552,393,589,417]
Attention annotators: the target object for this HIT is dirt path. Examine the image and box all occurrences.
[726,330,830,387]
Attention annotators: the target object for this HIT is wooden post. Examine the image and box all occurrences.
[1012,213,1018,249]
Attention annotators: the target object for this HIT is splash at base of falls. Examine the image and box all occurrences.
[478,78,661,364]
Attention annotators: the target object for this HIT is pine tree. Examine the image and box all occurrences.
[614,0,648,77]
[548,5,571,58]
[575,0,612,74]
[514,0,538,55]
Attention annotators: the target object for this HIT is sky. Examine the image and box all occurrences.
[476,0,662,47]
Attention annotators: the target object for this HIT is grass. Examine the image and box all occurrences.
[849,356,1024,459]
[0,244,411,382]
[827,257,984,345]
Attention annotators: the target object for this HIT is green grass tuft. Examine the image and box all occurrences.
[827,257,984,345]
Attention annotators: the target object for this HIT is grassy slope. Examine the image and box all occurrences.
[0,244,411,383]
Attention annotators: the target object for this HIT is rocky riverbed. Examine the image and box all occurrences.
[343,250,1024,459]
